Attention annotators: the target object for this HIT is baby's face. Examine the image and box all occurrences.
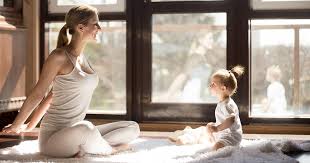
[209,77,223,97]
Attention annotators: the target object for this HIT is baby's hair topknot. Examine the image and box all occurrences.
[230,65,244,78]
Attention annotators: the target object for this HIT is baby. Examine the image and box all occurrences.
[169,66,244,151]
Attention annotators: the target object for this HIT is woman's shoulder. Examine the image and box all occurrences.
[46,48,69,64]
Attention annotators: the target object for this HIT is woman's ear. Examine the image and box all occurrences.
[76,24,85,33]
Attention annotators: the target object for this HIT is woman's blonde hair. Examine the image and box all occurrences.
[56,5,98,48]
[212,65,245,96]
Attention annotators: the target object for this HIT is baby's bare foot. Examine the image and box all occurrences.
[175,138,186,145]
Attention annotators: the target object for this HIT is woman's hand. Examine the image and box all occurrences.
[23,123,35,132]
[2,123,28,134]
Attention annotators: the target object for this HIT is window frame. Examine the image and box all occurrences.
[136,0,250,123]
[249,5,310,124]
[40,0,310,127]
[40,0,131,120]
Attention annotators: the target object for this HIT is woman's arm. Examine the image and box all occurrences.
[2,50,66,133]
[24,91,53,132]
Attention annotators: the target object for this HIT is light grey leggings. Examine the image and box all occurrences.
[39,121,140,158]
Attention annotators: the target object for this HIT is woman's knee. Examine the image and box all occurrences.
[102,121,140,145]
[69,121,99,136]
[127,121,140,137]
[40,122,98,157]
[73,121,95,130]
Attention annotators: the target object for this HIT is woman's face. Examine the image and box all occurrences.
[83,15,101,41]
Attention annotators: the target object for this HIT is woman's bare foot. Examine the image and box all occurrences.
[111,144,132,154]
[74,146,86,158]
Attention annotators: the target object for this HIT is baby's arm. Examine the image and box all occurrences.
[215,115,235,132]
[212,104,237,132]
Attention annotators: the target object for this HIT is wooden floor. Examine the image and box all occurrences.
[0,131,309,162]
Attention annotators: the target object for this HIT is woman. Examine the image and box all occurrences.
[2,5,140,157]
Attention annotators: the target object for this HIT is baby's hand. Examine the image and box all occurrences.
[207,122,215,126]
[206,123,218,133]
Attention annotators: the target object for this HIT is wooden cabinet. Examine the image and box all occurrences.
[0,0,26,113]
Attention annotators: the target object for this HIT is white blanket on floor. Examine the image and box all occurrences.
[0,138,308,163]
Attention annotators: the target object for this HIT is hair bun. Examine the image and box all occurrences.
[231,65,244,78]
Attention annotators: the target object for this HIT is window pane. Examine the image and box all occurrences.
[300,29,310,114]
[152,13,226,103]
[251,0,310,10]
[0,0,3,6]
[48,0,125,13]
[251,19,310,118]
[46,21,126,115]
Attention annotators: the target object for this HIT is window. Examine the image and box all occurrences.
[45,21,127,115]
[251,0,310,10]
[139,0,234,122]
[251,19,310,118]
[48,0,125,13]
[152,13,226,103]
[41,0,310,128]
[44,0,127,116]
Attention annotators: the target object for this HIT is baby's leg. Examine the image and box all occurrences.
[176,126,209,145]
[213,134,241,151]
[96,121,140,146]
[41,121,113,157]
[213,142,225,151]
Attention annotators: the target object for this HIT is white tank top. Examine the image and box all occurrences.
[40,51,99,131]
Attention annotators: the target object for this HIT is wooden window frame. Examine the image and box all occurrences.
[250,6,310,124]
[40,0,130,120]
[134,0,250,124]
[40,0,310,133]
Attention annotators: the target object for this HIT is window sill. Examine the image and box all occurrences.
[87,118,310,135]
